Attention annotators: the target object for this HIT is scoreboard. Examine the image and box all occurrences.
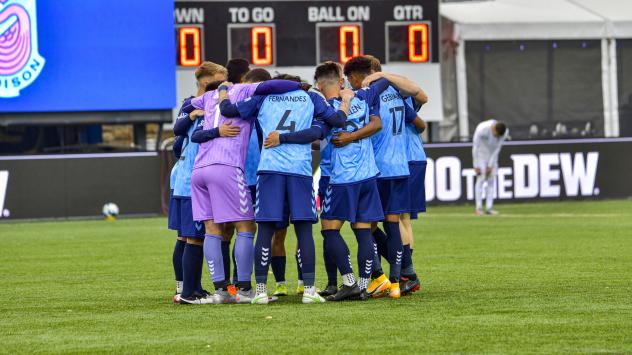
[174,0,442,122]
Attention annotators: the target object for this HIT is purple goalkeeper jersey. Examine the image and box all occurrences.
[191,83,260,170]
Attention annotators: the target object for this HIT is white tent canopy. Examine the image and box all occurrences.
[441,0,632,40]
[440,0,632,140]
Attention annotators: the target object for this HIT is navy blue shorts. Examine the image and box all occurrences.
[255,173,316,223]
[168,192,205,238]
[249,184,290,229]
[408,161,427,219]
[317,175,331,209]
[377,177,410,215]
[321,178,384,223]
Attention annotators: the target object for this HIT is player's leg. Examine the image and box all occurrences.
[354,179,386,299]
[287,175,325,303]
[475,170,485,215]
[399,213,420,294]
[271,227,288,296]
[321,219,360,301]
[173,237,186,295]
[252,173,287,304]
[232,219,256,303]
[202,219,231,302]
[485,170,498,215]
[167,190,185,296]
[318,177,339,296]
[178,169,213,305]
[222,224,234,286]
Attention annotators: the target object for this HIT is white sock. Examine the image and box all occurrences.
[304,285,316,295]
[297,279,304,287]
[475,175,485,210]
[358,277,369,290]
[342,273,356,286]
[485,176,495,210]
[256,283,267,295]
[176,281,183,294]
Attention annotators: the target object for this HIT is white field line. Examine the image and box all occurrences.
[423,213,629,218]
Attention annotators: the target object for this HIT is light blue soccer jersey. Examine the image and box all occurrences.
[255,90,316,177]
[404,97,426,162]
[328,97,380,185]
[319,137,333,177]
[244,126,261,186]
[371,86,418,178]
[169,160,180,190]
[173,118,203,197]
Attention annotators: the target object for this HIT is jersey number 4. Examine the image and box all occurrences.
[275,110,296,132]
[390,106,405,136]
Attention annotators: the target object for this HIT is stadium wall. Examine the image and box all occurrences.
[423,137,632,204]
[0,153,161,220]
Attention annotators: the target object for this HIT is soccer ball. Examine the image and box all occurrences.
[102,203,119,220]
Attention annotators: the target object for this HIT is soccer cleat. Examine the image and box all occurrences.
[357,290,371,301]
[172,294,181,304]
[192,289,211,299]
[226,284,238,297]
[485,209,499,215]
[251,292,269,305]
[318,284,338,297]
[211,290,236,304]
[326,284,361,302]
[175,295,202,305]
[401,277,421,295]
[268,295,279,303]
[302,292,326,304]
[475,208,484,216]
[235,289,256,304]
[367,274,391,298]
[296,284,305,295]
[273,283,288,297]
[388,282,401,299]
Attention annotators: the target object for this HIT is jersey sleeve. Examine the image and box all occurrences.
[404,100,418,123]
[355,78,389,107]
[234,95,266,118]
[189,95,204,111]
[308,92,346,127]
[369,104,380,117]
[255,80,301,95]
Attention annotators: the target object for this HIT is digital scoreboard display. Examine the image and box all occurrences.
[174,0,439,67]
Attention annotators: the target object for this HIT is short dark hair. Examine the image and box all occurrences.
[363,55,382,72]
[343,56,373,77]
[495,121,507,136]
[226,58,250,83]
[314,62,341,82]
[243,68,272,83]
[205,80,222,92]
[274,73,302,83]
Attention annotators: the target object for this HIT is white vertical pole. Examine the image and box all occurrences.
[609,38,620,137]
[456,36,469,141]
[601,38,612,136]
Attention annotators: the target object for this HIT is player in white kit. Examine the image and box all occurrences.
[472,119,508,215]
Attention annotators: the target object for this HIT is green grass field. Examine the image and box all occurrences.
[1,200,632,354]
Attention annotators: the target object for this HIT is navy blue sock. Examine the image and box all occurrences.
[402,244,415,276]
[181,242,203,298]
[322,229,353,276]
[221,240,231,283]
[294,254,303,281]
[172,239,186,282]
[254,222,275,285]
[323,236,338,286]
[372,227,389,260]
[294,222,316,287]
[271,256,286,283]
[232,243,238,284]
[353,228,374,279]
[383,221,403,282]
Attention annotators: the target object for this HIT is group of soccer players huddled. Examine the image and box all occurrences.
[169,55,428,305]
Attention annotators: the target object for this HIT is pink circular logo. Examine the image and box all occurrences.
[0,4,31,76]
